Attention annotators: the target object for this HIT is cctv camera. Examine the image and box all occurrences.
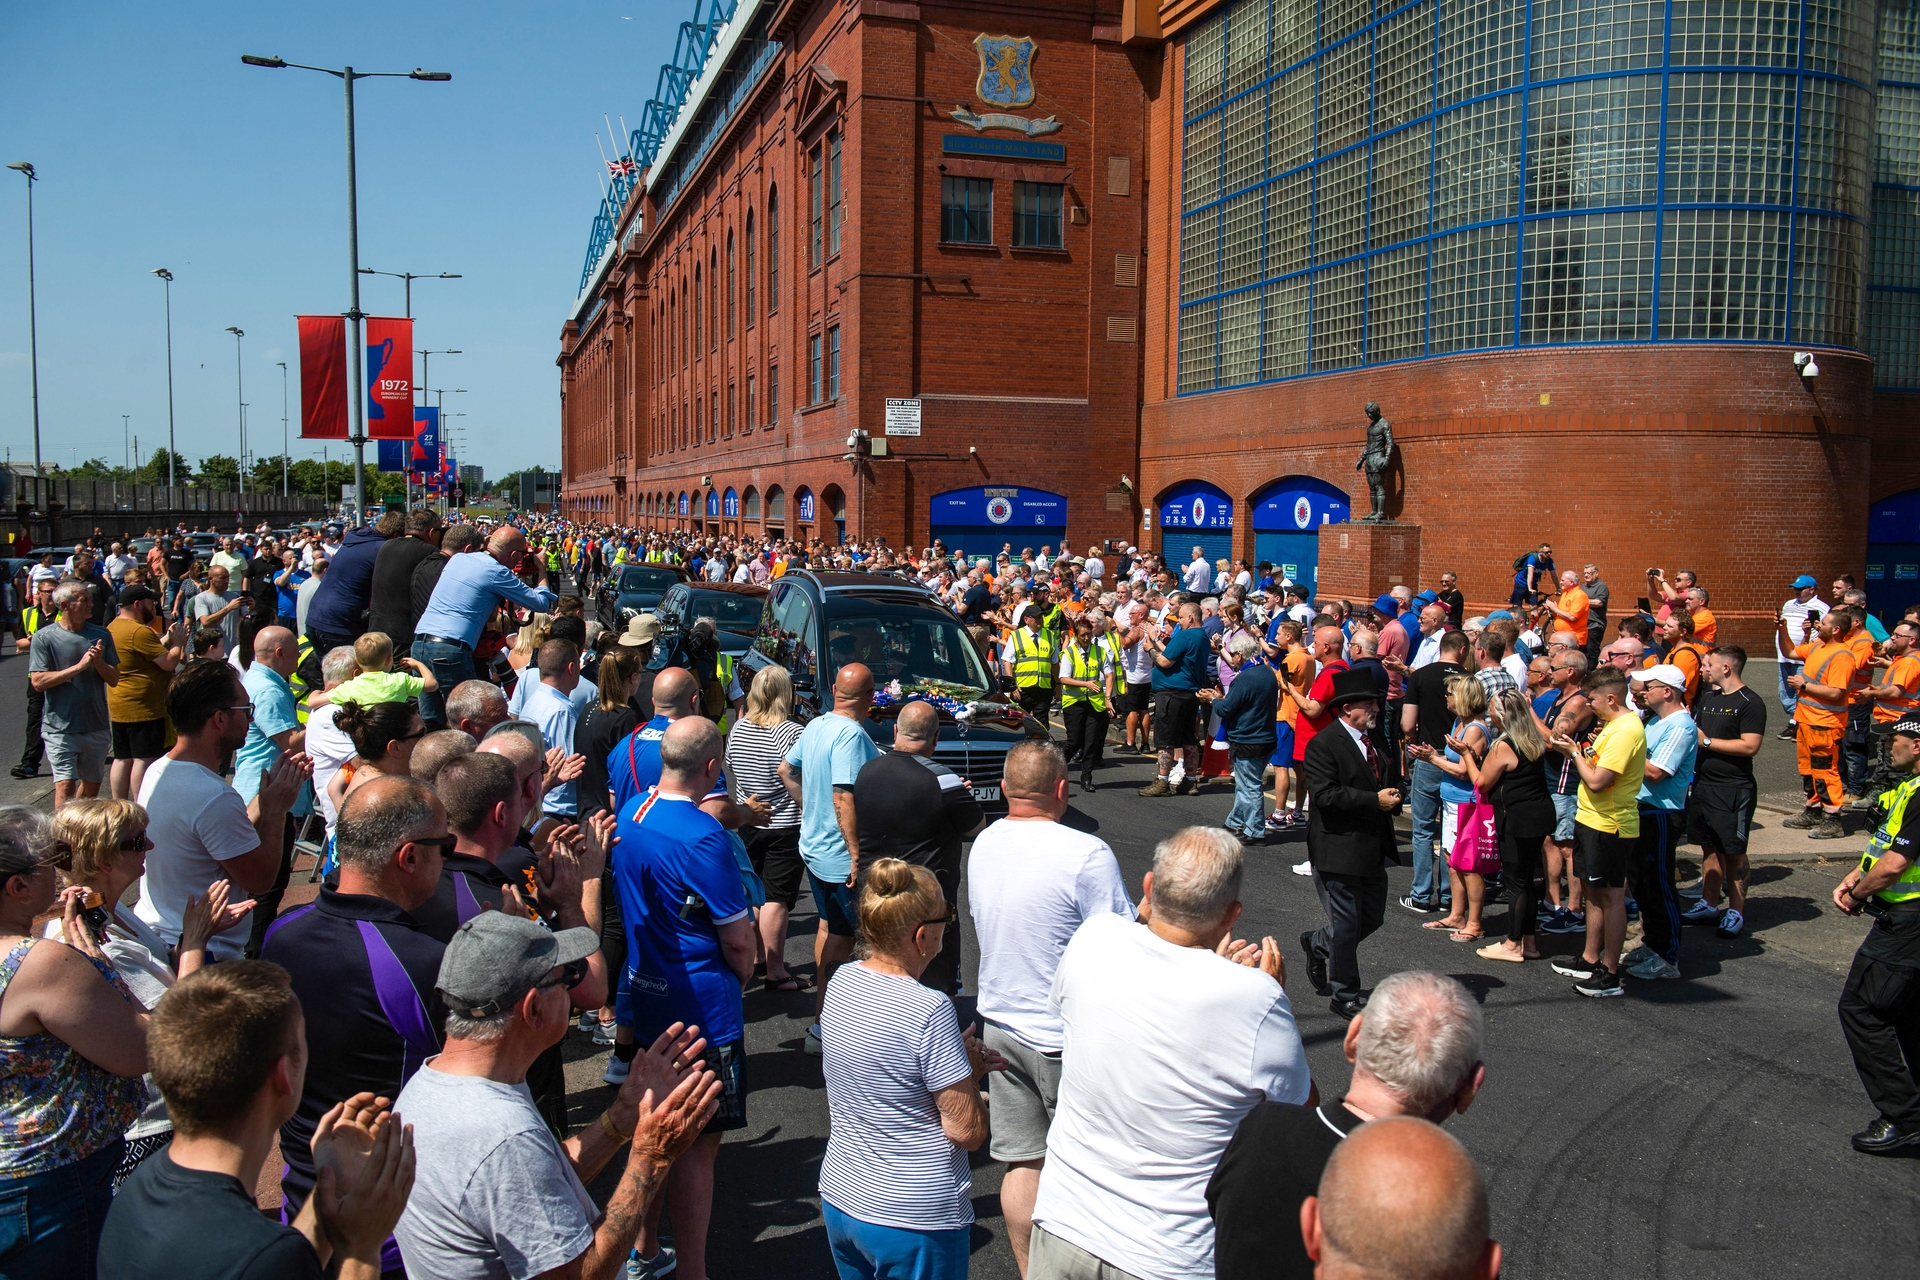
[968,445,978,455]
[1793,351,1819,378]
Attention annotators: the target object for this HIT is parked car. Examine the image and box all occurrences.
[737,570,1039,810]
[594,562,689,625]
[653,582,769,661]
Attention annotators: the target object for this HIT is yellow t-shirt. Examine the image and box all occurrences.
[1576,712,1647,838]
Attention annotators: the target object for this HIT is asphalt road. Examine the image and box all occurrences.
[2,633,1913,1278]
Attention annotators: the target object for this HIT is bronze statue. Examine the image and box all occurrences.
[1355,402,1393,522]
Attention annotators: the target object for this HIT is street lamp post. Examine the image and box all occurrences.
[121,415,130,471]
[225,327,245,495]
[241,55,452,521]
[277,361,290,496]
[151,269,176,488]
[7,162,41,475]
[359,268,460,321]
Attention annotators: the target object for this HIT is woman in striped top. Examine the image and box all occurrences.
[725,665,808,990]
[819,859,1006,1279]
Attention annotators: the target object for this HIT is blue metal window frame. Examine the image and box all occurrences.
[940,176,995,244]
[1868,69,1920,389]
[1176,0,1876,396]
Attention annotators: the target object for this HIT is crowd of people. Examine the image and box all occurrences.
[3,510,1917,1280]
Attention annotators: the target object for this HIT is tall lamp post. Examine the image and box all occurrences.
[277,361,290,496]
[151,269,177,487]
[241,55,452,521]
[225,327,246,494]
[122,415,130,471]
[7,162,40,475]
[359,268,460,320]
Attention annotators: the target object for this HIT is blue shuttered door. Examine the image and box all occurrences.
[1254,531,1321,590]
[1166,529,1233,569]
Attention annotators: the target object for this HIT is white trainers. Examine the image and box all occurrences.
[1716,908,1746,938]
[1291,860,1314,876]
[603,1055,630,1085]
[804,1023,823,1055]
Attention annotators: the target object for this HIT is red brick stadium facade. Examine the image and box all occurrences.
[560,0,1920,650]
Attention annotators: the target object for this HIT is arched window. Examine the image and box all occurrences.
[692,263,702,360]
[726,232,736,341]
[745,211,756,327]
[766,187,779,316]
[767,485,786,521]
[744,485,762,519]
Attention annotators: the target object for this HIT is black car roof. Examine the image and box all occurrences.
[793,569,934,600]
[681,582,767,598]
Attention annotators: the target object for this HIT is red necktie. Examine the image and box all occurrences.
[1362,735,1380,779]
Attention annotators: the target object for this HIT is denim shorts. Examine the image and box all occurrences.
[44,729,110,785]
[1551,791,1578,842]
[808,871,859,938]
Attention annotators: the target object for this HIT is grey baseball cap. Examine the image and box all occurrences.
[437,911,599,1020]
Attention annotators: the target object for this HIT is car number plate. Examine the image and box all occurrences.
[972,785,1001,802]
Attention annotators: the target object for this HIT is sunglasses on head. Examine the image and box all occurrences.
[922,905,959,928]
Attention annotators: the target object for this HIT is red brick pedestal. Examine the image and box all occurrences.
[1317,522,1422,603]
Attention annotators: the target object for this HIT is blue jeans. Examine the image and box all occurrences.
[1778,660,1800,719]
[1226,752,1267,837]
[1408,758,1450,906]
[0,1140,121,1280]
[410,638,478,727]
[823,1200,970,1280]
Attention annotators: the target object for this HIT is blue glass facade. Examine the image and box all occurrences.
[1869,0,1920,387]
[1176,0,1888,395]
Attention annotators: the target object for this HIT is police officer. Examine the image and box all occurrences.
[1009,604,1058,730]
[1833,710,1920,1156]
[10,578,54,780]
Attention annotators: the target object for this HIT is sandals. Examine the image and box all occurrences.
[1449,928,1485,942]
[1476,942,1525,962]
[764,972,813,992]
[1423,918,1468,931]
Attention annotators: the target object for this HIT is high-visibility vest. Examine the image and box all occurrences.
[1062,641,1106,712]
[21,606,49,638]
[1012,627,1056,689]
[291,633,315,726]
[1098,633,1126,695]
[1874,654,1920,722]
[1861,773,1920,903]
[1668,641,1709,705]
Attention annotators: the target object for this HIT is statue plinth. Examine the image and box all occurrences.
[1317,522,1421,602]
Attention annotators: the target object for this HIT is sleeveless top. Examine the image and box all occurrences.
[0,937,145,1177]
[1488,732,1554,818]
[1440,717,1489,806]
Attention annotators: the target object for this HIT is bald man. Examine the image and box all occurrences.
[781,662,883,1052]
[852,699,987,996]
[1302,1117,1501,1280]
[607,665,767,829]
[234,623,310,954]
[610,716,756,1280]
[409,520,558,699]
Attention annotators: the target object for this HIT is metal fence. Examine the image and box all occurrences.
[4,473,328,518]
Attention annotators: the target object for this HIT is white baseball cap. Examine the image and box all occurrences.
[1634,663,1688,691]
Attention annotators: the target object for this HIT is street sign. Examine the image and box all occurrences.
[884,398,922,436]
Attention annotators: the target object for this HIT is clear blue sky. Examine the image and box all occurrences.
[0,1,688,482]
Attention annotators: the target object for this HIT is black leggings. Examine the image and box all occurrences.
[1500,818,1553,943]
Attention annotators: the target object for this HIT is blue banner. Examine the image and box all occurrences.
[409,407,440,477]
[377,440,407,472]
[929,485,1067,529]
[706,489,719,517]
[1249,475,1350,531]
[797,489,815,522]
[1158,479,1233,529]
[723,488,739,517]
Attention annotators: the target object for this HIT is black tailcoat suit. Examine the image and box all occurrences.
[1303,720,1402,1004]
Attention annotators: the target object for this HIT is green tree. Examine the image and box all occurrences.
[198,454,241,492]
[65,458,125,480]
[251,455,293,493]
[137,449,191,486]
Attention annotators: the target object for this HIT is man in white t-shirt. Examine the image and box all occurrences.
[967,741,1134,1275]
[135,657,311,959]
[1776,573,1829,733]
[303,646,362,838]
[1182,547,1213,595]
[1031,826,1308,1280]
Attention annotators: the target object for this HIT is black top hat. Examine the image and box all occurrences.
[1325,666,1382,708]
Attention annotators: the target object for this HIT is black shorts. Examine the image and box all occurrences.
[1686,781,1757,860]
[1114,684,1150,714]
[110,718,167,761]
[702,1038,749,1134]
[1573,822,1630,887]
[1152,690,1201,748]
[743,825,805,909]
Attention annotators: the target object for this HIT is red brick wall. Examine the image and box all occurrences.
[560,0,1146,553]
[1139,343,1879,650]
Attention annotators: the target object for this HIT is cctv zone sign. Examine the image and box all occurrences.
[885,398,922,435]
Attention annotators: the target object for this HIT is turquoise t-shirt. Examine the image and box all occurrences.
[785,711,881,881]
[1637,708,1698,811]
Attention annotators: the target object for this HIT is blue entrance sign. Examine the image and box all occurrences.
[798,488,815,522]
[941,134,1066,162]
[931,486,1067,528]
[706,489,719,517]
[1157,479,1233,529]
[723,488,739,518]
[1250,475,1349,530]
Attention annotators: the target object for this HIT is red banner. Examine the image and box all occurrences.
[297,315,348,439]
[365,316,415,439]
